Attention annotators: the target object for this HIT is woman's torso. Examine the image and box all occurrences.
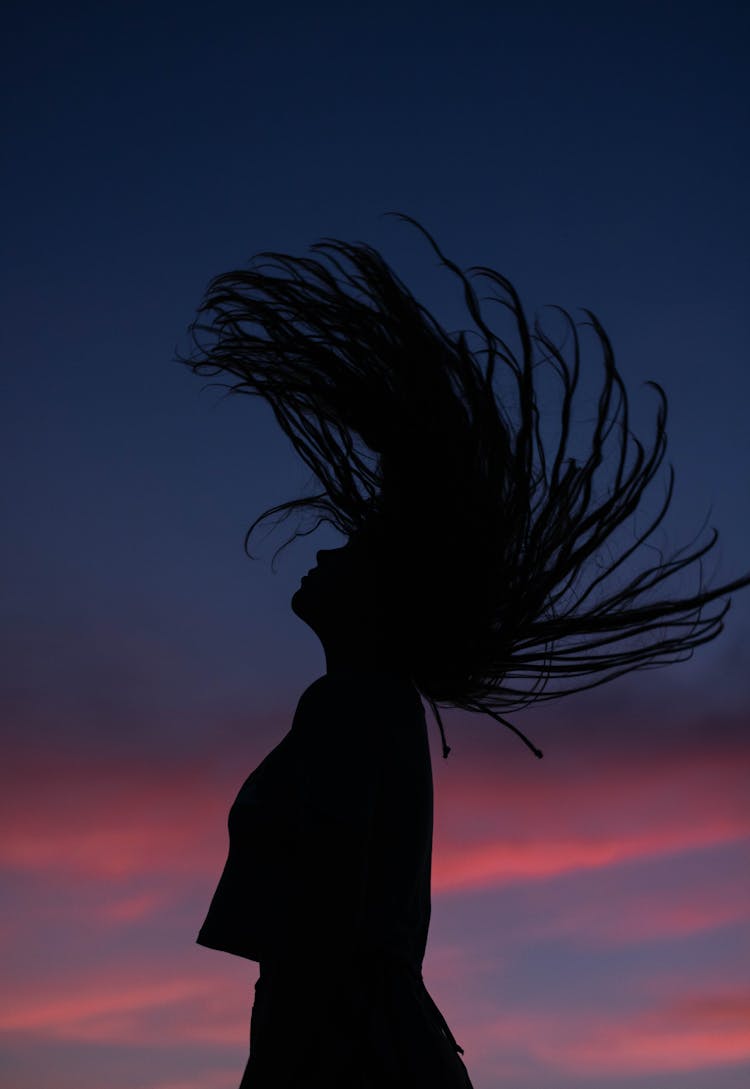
[197,669,433,968]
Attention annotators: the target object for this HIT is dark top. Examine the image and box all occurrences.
[196,669,433,972]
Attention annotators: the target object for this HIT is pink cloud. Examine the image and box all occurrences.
[134,1075,251,1089]
[132,1074,246,1089]
[460,988,750,1078]
[0,956,254,1046]
[2,716,748,899]
[671,991,750,1029]
[512,867,750,945]
[430,730,750,891]
[551,988,750,1074]
[0,746,244,879]
[96,889,174,925]
[433,822,749,892]
[1,702,748,1085]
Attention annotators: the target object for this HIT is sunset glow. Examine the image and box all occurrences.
[3,705,748,1087]
[4,3,749,1087]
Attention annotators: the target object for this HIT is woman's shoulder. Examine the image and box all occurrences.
[290,672,430,813]
[298,669,423,712]
[293,669,425,748]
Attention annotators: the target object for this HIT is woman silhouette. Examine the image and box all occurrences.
[181,214,750,1088]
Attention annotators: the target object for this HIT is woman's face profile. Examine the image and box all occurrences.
[291,535,380,638]
[290,532,410,679]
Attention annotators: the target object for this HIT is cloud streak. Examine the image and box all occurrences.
[2,698,748,1087]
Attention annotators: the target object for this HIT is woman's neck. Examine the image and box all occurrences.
[323,645,411,681]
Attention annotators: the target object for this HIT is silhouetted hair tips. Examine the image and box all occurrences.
[179,213,750,759]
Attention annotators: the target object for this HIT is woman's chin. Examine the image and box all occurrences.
[290,584,312,621]
[290,586,303,616]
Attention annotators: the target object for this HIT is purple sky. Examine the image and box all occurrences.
[2,3,749,1088]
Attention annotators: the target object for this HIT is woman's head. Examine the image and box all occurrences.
[289,526,457,687]
[181,213,750,757]
[288,504,507,716]
[290,535,398,670]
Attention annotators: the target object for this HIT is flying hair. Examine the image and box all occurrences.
[179,213,750,759]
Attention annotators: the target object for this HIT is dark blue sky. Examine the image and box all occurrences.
[3,4,750,1088]
[5,1,749,745]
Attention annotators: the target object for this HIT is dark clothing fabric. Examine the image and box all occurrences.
[196,668,473,1087]
[239,952,473,1088]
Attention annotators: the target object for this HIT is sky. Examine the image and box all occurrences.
[2,2,749,1088]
